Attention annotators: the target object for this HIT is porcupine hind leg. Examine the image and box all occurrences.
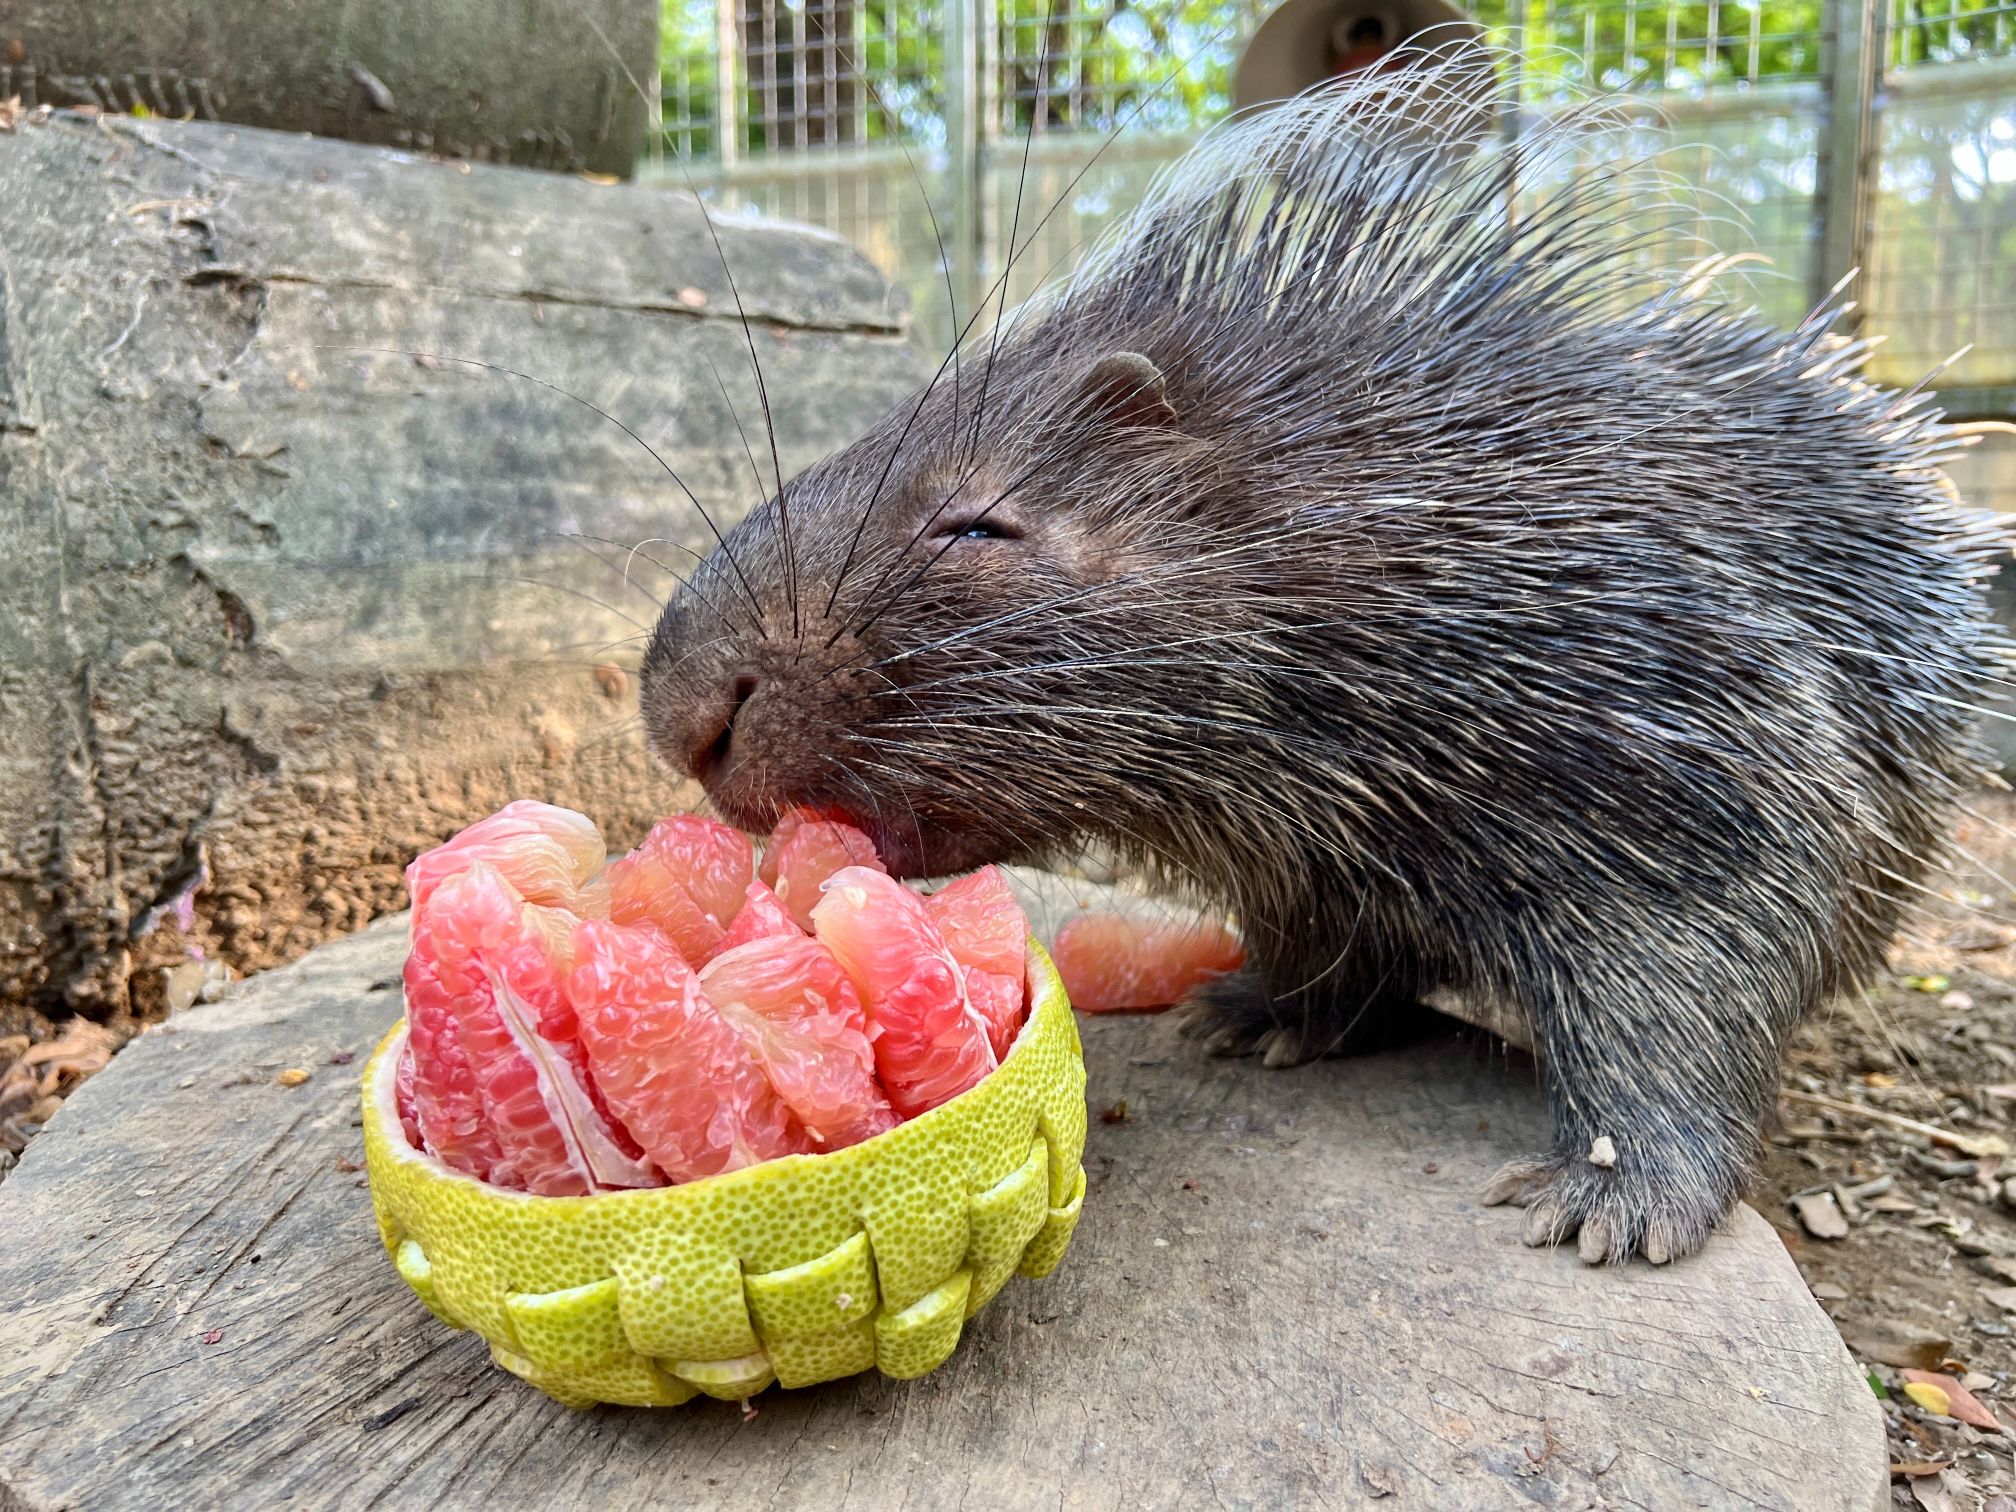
[1176,936,1438,1067]
[1480,932,1800,1266]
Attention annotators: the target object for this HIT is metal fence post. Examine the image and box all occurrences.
[945,0,987,336]
[717,0,740,164]
[1814,0,1880,325]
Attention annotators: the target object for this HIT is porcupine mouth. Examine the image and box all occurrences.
[708,783,1003,881]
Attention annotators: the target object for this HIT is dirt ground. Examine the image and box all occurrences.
[1757,794,2016,1508]
[14,797,2016,1503]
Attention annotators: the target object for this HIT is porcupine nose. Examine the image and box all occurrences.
[688,672,762,785]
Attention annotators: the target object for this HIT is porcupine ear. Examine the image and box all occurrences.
[1078,352,1177,428]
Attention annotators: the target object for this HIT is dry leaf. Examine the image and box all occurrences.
[1946,919,2016,952]
[1902,1370,2003,1432]
[1848,1323,1953,1369]
[1791,1191,1849,1239]
[1891,1461,1952,1477]
[1904,1380,1953,1416]
[276,1068,312,1088]
[1910,1468,1966,1512]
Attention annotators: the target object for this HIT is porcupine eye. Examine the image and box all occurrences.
[934,516,1021,544]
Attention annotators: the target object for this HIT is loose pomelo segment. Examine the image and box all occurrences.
[813,867,999,1119]
[1052,912,1246,1012]
[363,942,1089,1409]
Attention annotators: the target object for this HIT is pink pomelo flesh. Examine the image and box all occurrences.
[925,867,1029,1058]
[607,815,754,963]
[405,799,609,918]
[762,809,886,930]
[700,935,897,1148]
[398,804,1033,1191]
[710,880,804,958]
[570,919,810,1182]
[812,866,998,1119]
[1052,913,1245,1013]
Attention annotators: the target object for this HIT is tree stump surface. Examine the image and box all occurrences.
[0,919,1886,1511]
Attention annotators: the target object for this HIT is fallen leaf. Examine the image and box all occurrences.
[1947,919,2016,952]
[1911,1468,1966,1512]
[201,1329,223,1345]
[1850,1324,1952,1370]
[1863,1071,1899,1089]
[1905,974,1952,993]
[1891,1462,1952,1477]
[1905,1380,1953,1416]
[1902,1370,2003,1432]
[276,1068,311,1087]
[1099,1099,1128,1124]
[1791,1191,1849,1239]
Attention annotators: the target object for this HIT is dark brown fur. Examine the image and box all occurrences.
[639,53,2009,1263]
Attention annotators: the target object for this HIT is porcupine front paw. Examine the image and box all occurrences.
[1481,1141,1741,1265]
[1175,969,1316,1065]
[1176,969,1437,1067]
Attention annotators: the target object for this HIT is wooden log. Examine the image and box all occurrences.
[0,0,660,176]
[0,113,925,1029]
[0,918,1886,1510]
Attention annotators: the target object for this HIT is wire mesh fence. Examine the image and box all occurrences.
[648,0,2015,502]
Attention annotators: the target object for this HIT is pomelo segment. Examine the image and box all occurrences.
[394,1043,423,1149]
[405,800,609,917]
[407,864,658,1195]
[710,880,804,958]
[701,936,898,1149]
[925,867,1028,1058]
[812,866,997,1118]
[407,862,657,1193]
[1052,913,1245,1012]
[570,918,811,1182]
[762,809,885,930]
[402,949,503,1181]
[608,816,754,963]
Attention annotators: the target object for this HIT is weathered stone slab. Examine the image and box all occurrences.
[0,113,926,1027]
[0,921,1886,1510]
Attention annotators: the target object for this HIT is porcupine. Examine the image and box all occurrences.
[635,46,2010,1264]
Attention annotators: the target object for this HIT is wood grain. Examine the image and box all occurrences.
[0,919,1885,1510]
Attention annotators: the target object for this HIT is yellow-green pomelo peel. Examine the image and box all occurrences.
[362,941,1089,1408]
